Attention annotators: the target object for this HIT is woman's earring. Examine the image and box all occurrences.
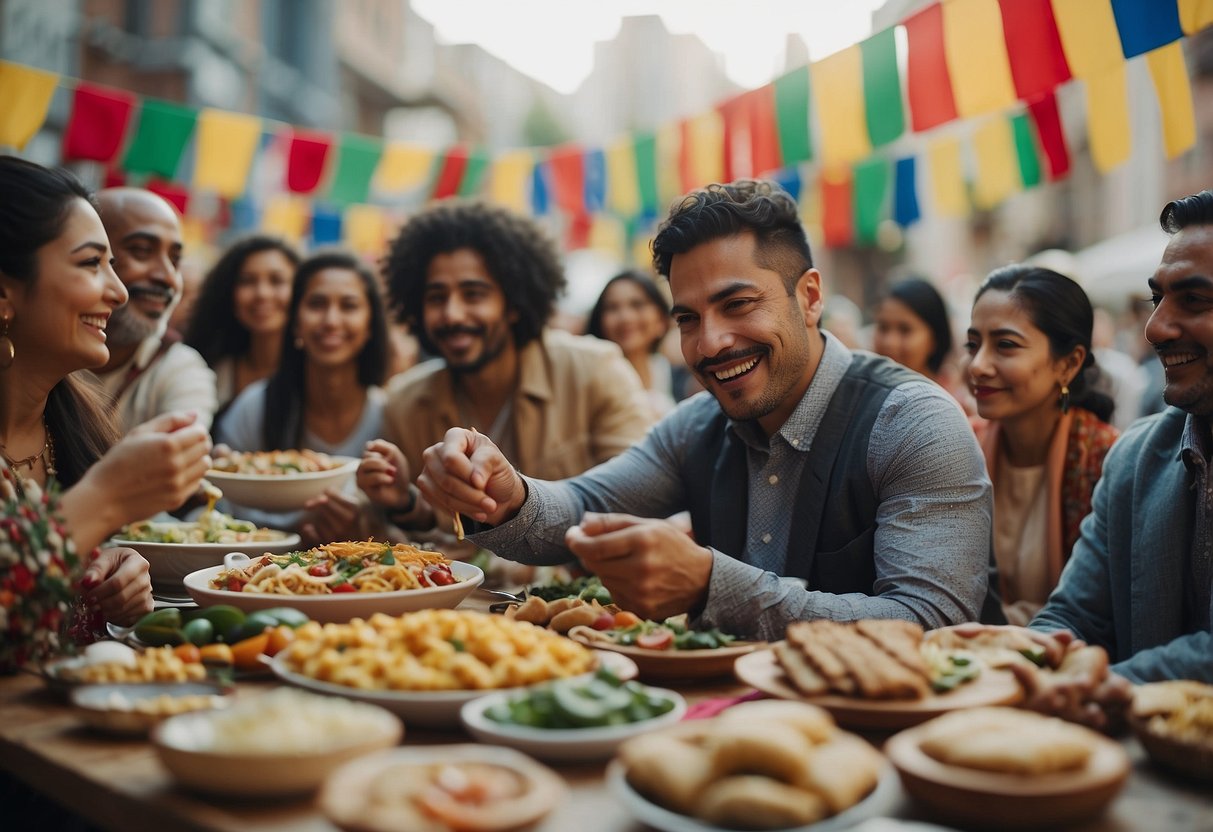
[0,313,13,370]
[1059,384,1071,414]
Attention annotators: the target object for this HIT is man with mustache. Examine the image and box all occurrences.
[89,188,217,432]
[411,180,999,639]
[358,200,651,557]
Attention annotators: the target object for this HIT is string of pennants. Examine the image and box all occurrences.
[0,0,1209,261]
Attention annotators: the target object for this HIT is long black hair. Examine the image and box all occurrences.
[184,235,300,365]
[261,250,389,450]
[885,277,953,375]
[0,156,120,486]
[586,270,670,354]
[975,265,1114,423]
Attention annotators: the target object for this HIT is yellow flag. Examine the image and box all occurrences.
[799,169,823,240]
[588,214,627,261]
[810,46,871,167]
[972,117,1020,210]
[606,138,640,218]
[685,110,724,189]
[180,216,209,250]
[1146,42,1197,159]
[344,204,388,258]
[942,0,1018,117]
[656,122,683,208]
[376,142,435,193]
[488,150,533,213]
[261,195,308,242]
[928,135,968,218]
[1084,64,1131,173]
[1179,0,1213,34]
[193,109,261,198]
[0,61,59,149]
[1050,0,1124,79]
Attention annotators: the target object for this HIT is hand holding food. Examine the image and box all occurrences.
[81,547,153,626]
[564,512,712,621]
[357,439,413,509]
[417,428,526,526]
[300,490,367,547]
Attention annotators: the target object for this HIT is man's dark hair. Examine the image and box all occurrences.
[383,200,566,355]
[650,179,813,293]
[1160,190,1213,234]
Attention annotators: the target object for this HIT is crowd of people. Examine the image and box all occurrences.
[1,153,1210,728]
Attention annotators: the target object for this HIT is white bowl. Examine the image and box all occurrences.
[71,682,229,736]
[152,693,402,797]
[460,685,686,760]
[108,530,301,592]
[181,558,484,623]
[205,456,359,511]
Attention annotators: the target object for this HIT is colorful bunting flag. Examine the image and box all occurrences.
[893,157,921,227]
[145,179,190,216]
[531,161,550,215]
[821,168,855,248]
[1027,92,1071,179]
[1110,0,1183,58]
[583,148,606,213]
[343,204,388,257]
[717,93,750,180]
[683,111,724,191]
[431,146,469,200]
[773,67,812,165]
[1179,0,1213,34]
[998,0,1072,101]
[771,166,802,202]
[262,194,309,242]
[1145,41,1198,159]
[633,133,659,217]
[1051,0,1125,78]
[853,158,890,245]
[904,3,959,132]
[121,98,196,179]
[605,137,640,217]
[927,136,968,217]
[588,214,627,261]
[285,129,333,194]
[327,134,382,206]
[376,142,435,193]
[942,0,1018,118]
[1009,113,1042,188]
[811,45,872,167]
[549,145,587,218]
[747,86,782,176]
[860,27,904,148]
[311,208,343,246]
[0,61,58,149]
[972,116,1021,210]
[655,122,683,206]
[1084,64,1132,173]
[193,109,262,198]
[488,149,534,213]
[457,150,490,196]
[63,83,136,162]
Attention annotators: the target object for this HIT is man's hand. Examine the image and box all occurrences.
[564,512,712,621]
[1009,642,1134,733]
[416,428,525,527]
[300,489,366,547]
[358,440,412,509]
[81,547,153,626]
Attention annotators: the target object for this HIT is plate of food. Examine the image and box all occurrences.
[320,744,565,832]
[566,615,762,683]
[71,681,229,736]
[270,608,613,727]
[182,540,483,622]
[41,641,209,697]
[110,512,300,592]
[1129,679,1213,782]
[206,450,359,511]
[885,706,1130,829]
[732,619,1023,730]
[609,699,896,832]
[460,668,686,761]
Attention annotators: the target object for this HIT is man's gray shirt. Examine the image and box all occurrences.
[471,332,993,640]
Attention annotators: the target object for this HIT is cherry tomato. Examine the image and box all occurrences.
[172,643,202,664]
[331,583,356,593]
[424,564,457,586]
[591,612,616,631]
[308,563,331,578]
[230,632,271,670]
[613,611,642,629]
[636,629,675,650]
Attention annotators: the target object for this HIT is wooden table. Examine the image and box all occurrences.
[2,670,1211,832]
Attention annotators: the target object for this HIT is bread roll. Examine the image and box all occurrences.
[697,776,829,829]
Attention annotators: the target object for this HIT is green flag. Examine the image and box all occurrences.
[773,67,812,164]
[633,133,658,217]
[861,27,904,148]
[457,149,491,196]
[1010,113,1042,189]
[327,134,382,206]
[121,99,196,179]
[853,157,890,245]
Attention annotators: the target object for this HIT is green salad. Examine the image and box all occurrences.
[119,512,286,544]
[485,668,676,729]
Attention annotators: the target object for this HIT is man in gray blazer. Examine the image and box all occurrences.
[1029,189,1213,685]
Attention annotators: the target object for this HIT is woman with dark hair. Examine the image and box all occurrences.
[215,250,389,545]
[873,277,953,380]
[184,234,299,408]
[0,156,211,671]
[963,264,1118,624]
[587,270,677,417]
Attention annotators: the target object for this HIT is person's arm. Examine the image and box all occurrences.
[1110,633,1213,683]
[152,345,219,431]
[696,383,992,641]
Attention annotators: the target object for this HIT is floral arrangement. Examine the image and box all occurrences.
[0,468,97,674]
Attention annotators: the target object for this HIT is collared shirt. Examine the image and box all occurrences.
[1179,414,1213,631]
[89,334,218,432]
[472,331,993,640]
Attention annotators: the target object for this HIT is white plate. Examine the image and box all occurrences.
[108,530,301,592]
[270,649,637,729]
[205,456,359,511]
[181,559,484,622]
[607,758,901,832]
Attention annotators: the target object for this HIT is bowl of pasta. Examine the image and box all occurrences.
[181,540,484,622]
[206,450,360,511]
[110,512,300,593]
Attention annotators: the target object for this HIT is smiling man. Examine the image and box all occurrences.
[89,188,216,432]
[412,181,999,639]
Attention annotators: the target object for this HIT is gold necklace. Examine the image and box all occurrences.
[0,416,56,478]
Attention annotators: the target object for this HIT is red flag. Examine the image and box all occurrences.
[285,129,333,194]
[678,119,696,193]
[717,93,749,181]
[748,86,781,176]
[102,169,127,189]
[62,83,136,163]
[1027,92,1071,180]
[548,145,587,217]
[565,213,592,250]
[999,0,1072,101]
[431,146,469,200]
[146,179,190,216]
[821,172,854,248]
[904,4,958,132]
